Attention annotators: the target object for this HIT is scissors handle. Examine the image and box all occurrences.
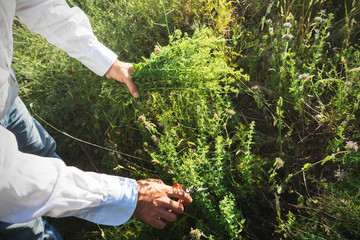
[172,184,188,206]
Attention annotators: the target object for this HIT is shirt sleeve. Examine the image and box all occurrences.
[14,0,118,76]
[0,126,138,226]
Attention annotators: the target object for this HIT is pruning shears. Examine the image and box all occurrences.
[172,183,208,206]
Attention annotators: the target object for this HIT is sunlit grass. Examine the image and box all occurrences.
[12,0,360,239]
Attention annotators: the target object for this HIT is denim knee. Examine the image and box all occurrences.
[0,218,63,240]
[1,97,60,159]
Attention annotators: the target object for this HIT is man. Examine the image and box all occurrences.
[0,1,192,239]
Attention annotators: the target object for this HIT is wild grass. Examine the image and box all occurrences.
[12,0,360,239]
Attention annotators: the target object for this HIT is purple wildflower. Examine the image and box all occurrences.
[345,141,358,153]
[189,228,202,240]
[151,135,160,144]
[138,114,146,123]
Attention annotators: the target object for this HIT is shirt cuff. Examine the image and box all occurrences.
[80,39,118,76]
[100,176,138,226]
[76,176,138,226]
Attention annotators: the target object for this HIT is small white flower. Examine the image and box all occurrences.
[275,157,285,168]
[315,114,326,124]
[269,27,274,35]
[227,109,236,115]
[282,33,294,41]
[315,17,324,23]
[283,22,292,28]
[251,85,260,91]
[298,73,310,80]
[345,81,352,87]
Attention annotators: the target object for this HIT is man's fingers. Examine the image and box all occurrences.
[145,208,176,229]
[124,79,139,98]
[105,60,139,98]
[148,217,167,229]
[129,65,135,72]
[154,219,167,229]
[133,180,194,229]
[124,64,138,97]
[166,199,184,214]
[159,209,177,223]
[167,187,193,205]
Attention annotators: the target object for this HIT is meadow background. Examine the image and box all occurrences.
[12,0,360,239]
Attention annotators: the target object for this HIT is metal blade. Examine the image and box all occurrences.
[184,185,208,193]
[195,187,208,192]
[184,185,195,193]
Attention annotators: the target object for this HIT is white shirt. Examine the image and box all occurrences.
[0,0,118,119]
[0,0,138,225]
[0,127,138,225]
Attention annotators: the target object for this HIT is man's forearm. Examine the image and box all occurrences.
[0,126,137,225]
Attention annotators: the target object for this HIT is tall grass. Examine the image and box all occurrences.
[12,0,360,239]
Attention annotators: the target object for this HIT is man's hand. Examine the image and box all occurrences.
[133,179,193,229]
[105,59,139,98]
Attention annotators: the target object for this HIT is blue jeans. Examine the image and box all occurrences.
[0,97,63,240]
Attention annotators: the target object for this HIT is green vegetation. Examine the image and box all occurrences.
[12,0,360,239]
